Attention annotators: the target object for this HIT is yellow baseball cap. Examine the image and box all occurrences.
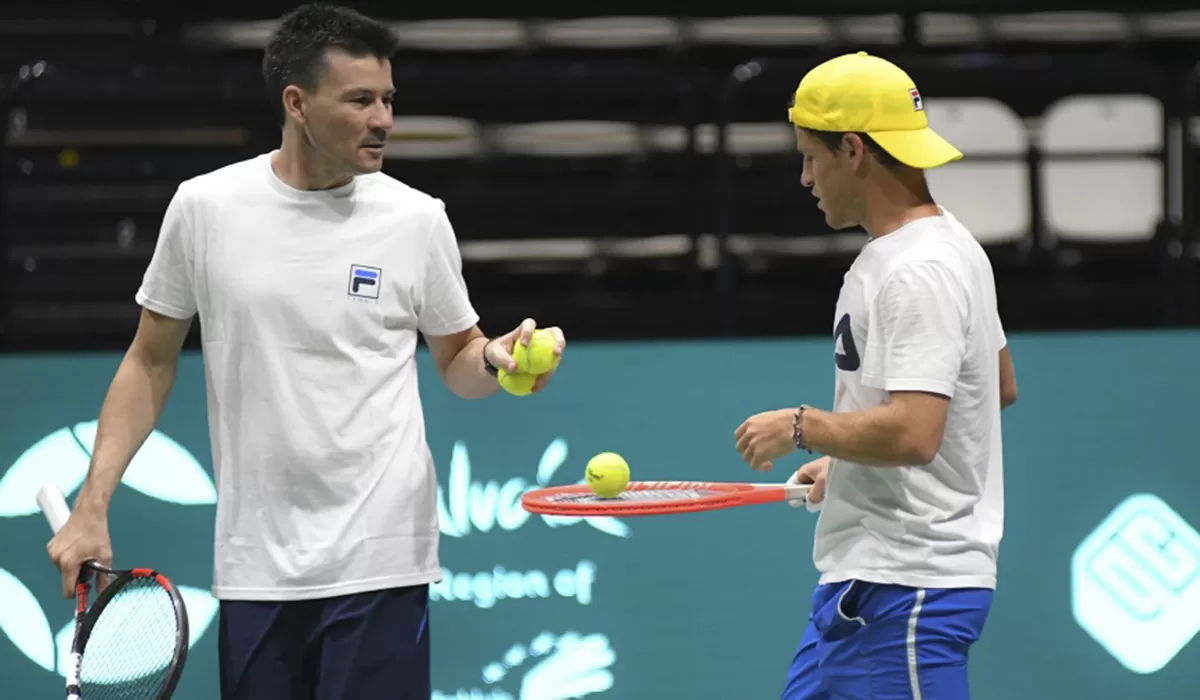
[787,51,962,169]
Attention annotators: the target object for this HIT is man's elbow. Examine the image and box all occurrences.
[888,394,947,465]
[1001,386,1018,409]
[439,368,488,400]
[898,429,942,466]
[904,440,941,466]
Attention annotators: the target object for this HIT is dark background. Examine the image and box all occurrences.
[0,0,1197,352]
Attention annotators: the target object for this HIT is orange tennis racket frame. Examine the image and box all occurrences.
[521,481,812,517]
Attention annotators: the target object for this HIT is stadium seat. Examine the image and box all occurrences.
[392,55,694,126]
[1033,93,1179,325]
[682,15,903,77]
[529,16,683,59]
[1039,94,1164,245]
[1134,10,1200,65]
[393,19,528,52]
[987,12,1133,44]
[383,115,483,202]
[922,97,1031,249]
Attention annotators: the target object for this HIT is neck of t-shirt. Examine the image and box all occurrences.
[867,205,945,241]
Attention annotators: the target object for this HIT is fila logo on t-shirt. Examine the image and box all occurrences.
[908,88,923,112]
[834,313,860,372]
[348,264,382,300]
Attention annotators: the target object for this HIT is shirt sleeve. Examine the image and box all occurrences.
[991,310,1007,352]
[134,185,198,319]
[982,261,1007,352]
[416,201,480,336]
[861,260,968,398]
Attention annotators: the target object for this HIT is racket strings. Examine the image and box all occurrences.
[546,488,717,504]
[80,577,180,699]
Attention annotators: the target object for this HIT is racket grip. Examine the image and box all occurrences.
[37,484,72,534]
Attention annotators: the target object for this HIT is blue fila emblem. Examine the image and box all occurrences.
[348,264,382,299]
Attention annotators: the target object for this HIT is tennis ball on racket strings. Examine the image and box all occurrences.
[586,452,630,498]
[513,328,559,375]
[497,367,537,396]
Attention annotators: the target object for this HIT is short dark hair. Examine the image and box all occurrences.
[806,129,902,171]
[262,3,400,126]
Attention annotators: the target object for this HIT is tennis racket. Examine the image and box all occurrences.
[521,480,813,517]
[37,484,189,700]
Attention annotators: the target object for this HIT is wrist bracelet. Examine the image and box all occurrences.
[792,405,812,453]
[482,338,500,377]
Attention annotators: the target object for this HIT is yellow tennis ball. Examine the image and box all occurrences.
[585,452,630,498]
[513,329,559,375]
[497,367,537,396]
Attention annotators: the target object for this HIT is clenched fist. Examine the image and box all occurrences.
[47,509,112,597]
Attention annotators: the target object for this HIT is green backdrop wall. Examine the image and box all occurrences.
[2,330,1199,699]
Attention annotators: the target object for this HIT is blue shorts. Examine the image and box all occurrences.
[782,579,993,700]
[217,584,430,700]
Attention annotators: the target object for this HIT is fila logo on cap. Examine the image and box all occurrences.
[348,264,382,300]
[909,88,923,112]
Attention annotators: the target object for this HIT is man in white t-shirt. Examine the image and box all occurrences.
[45,5,565,698]
[733,52,1019,699]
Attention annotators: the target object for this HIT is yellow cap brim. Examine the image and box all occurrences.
[867,127,963,169]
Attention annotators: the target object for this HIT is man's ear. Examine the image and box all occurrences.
[842,132,867,170]
[282,85,307,124]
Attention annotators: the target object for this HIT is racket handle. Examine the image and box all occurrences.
[37,484,72,534]
[782,484,811,504]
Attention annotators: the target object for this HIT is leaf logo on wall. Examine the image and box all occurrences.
[478,630,616,699]
[0,421,216,515]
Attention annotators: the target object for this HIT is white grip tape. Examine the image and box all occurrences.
[37,484,72,533]
[784,472,806,508]
[785,473,822,512]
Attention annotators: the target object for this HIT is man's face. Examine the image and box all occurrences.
[292,48,394,178]
[796,128,862,230]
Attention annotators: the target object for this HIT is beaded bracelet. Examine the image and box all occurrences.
[792,405,812,453]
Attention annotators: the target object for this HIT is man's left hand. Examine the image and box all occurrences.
[484,317,567,393]
[734,408,797,471]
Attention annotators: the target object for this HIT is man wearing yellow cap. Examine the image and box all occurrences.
[733,52,1019,699]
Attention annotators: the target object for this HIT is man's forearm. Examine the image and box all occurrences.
[799,404,929,467]
[442,335,501,400]
[76,353,178,515]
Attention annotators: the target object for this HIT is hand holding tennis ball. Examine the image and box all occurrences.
[513,328,560,375]
[487,319,566,397]
[586,452,630,498]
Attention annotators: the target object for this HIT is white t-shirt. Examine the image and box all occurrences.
[812,207,1006,590]
[135,152,479,601]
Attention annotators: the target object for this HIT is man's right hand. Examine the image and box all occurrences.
[792,455,831,505]
[47,509,113,598]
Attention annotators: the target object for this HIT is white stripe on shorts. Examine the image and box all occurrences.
[907,588,927,700]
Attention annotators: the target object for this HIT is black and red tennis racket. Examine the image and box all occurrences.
[38,484,190,700]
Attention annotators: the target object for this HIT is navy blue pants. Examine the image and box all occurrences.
[218,584,430,700]
[783,579,993,699]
